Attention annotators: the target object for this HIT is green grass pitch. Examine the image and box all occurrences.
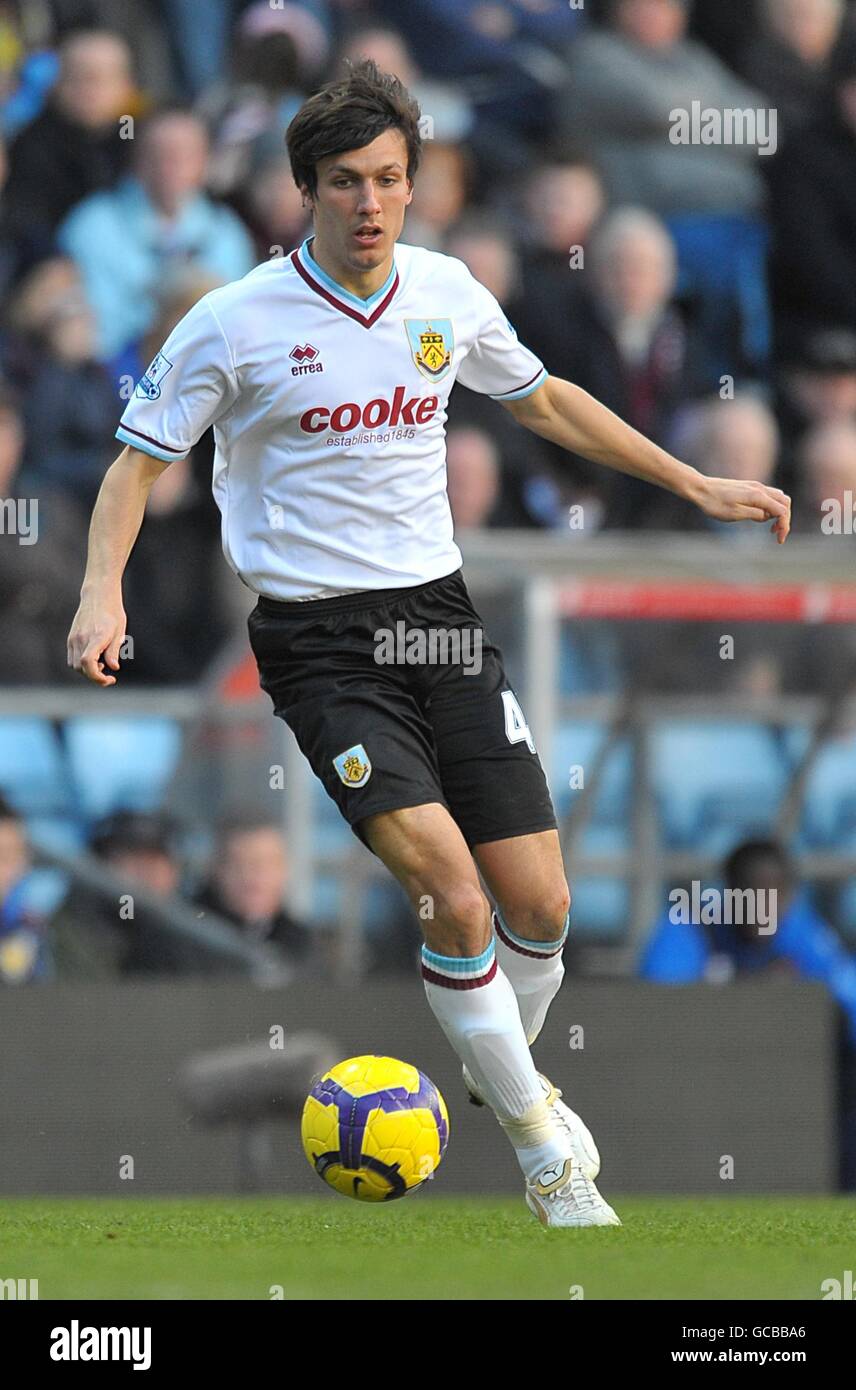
[2,1196,855,1300]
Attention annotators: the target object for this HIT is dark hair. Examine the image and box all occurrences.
[286,58,421,198]
[90,810,178,859]
[214,811,282,848]
[723,838,794,891]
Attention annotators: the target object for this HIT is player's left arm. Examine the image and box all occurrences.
[503,374,791,543]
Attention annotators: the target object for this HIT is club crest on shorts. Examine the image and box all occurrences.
[333,744,372,788]
[404,319,453,382]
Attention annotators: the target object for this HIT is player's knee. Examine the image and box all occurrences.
[500,881,571,944]
[425,881,491,957]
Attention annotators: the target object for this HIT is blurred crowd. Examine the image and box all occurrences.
[3,1,856,999]
[0,0,854,691]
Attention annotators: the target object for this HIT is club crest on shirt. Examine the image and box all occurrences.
[404,319,453,382]
[136,351,174,400]
[333,744,372,788]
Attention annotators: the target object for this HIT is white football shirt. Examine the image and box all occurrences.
[116,237,547,600]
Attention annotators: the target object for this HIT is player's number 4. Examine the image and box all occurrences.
[502,690,536,755]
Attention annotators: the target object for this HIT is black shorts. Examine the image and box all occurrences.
[247,568,557,852]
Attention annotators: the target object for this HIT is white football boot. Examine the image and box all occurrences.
[525,1155,622,1229]
[462,1065,601,1181]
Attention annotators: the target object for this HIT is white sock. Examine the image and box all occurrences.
[493,908,568,1045]
[421,940,570,1181]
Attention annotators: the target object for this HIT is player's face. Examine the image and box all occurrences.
[309,129,413,286]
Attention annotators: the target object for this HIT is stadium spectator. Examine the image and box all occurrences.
[562,207,704,526]
[402,140,471,250]
[193,815,315,967]
[556,0,768,216]
[0,385,87,684]
[632,396,788,694]
[445,426,501,530]
[57,107,256,360]
[4,30,135,261]
[767,28,856,352]
[740,0,847,141]
[639,837,856,1186]
[164,0,331,101]
[336,25,474,146]
[444,218,521,310]
[0,16,60,141]
[646,394,782,539]
[50,810,195,977]
[17,278,117,511]
[511,160,607,374]
[0,256,90,396]
[198,1,329,197]
[775,328,856,495]
[443,219,562,526]
[688,0,767,71]
[369,0,582,156]
[639,839,856,1033]
[781,420,856,700]
[795,418,856,534]
[0,796,51,984]
[0,132,23,299]
[120,452,230,684]
[779,329,856,433]
[97,271,234,685]
[231,153,311,264]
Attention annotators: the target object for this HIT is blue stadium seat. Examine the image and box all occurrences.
[64,717,183,822]
[650,722,787,848]
[568,823,629,938]
[12,867,70,918]
[558,626,623,697]
[550,721,633,823]
[664,213,771,376]
[801,732,856,847]
[0,718,71,816]
[26,816,87,856]
[308,873,340,925]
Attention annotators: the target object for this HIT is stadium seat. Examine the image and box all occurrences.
[11,867,70,918]
[64,717,183,822]
[800,732,856,848]
[558,626,623,697]
[551,720,633,823]
[0,718,71,817]
[568,823,630,938]
[664,213,771,376]
[650,722,787,848]
[26,816,87,856]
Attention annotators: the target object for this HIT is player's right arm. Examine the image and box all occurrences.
[67,291,239,685]
[67,445,171,685]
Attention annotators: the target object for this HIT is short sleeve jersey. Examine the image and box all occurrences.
[117,238,547,599]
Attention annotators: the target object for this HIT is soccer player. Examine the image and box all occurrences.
[67,62,791,1227]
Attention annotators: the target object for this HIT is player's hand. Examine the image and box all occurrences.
[694,476,791,544]
[67,592,127,686]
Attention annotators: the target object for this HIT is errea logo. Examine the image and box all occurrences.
[290,343,323,375]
